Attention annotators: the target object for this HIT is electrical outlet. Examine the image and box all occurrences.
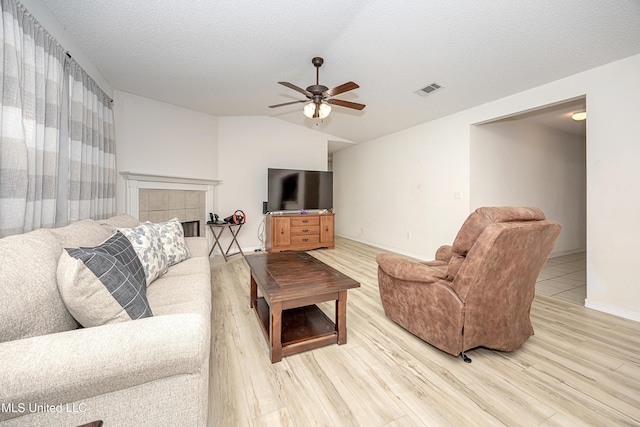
[406,232,411,239]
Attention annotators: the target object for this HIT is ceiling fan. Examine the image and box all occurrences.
[268,57,365,119]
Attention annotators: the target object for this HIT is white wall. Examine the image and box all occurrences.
[334,53,640,321]
[113,94,342,254]
[217,116,331,252]
[584,55,640,321]
[113,91,219,214]
[470,120,586,256]
[334,115,471,259]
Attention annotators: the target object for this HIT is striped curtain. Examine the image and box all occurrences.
[65,60,116,223]
[0,0,65,237]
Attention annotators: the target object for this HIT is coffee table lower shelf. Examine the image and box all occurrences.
[253,297,338,359]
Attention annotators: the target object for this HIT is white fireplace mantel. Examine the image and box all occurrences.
[120,171,222,244]
[120,172,222,188]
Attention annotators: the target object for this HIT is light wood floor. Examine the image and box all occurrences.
[208,237,640,427]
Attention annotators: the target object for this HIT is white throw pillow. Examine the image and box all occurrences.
[152,218,190,267]
[117,222,169,286]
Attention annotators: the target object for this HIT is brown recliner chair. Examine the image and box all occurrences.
[376,206,561,361]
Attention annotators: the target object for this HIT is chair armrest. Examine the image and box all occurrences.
[0,313,208,422]
[435,245,453,262]
[376,253,447,283]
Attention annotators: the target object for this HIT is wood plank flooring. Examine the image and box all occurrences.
[209,237,640,427]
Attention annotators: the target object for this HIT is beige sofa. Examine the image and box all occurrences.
[0,215,211,427]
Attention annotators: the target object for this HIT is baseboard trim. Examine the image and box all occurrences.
[584,299,640,323]
[334,234,427,261]
[208,245,261,257]
[337,236,589,263]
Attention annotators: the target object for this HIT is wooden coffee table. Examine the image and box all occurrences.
[246,252,360,363]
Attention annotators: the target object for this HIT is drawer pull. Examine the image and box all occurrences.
[281,229,285,235]
[302,238,309,242]
[302,219,309,223]
[303,229,309,232]
[325,226,329,232]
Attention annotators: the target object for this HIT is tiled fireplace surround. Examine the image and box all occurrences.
[120,172,221,247]
[138,188,206,226]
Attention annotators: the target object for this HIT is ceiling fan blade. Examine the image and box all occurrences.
[327,98,366,110]
[325,81,359,97]
[268,100,306,108]
[278,82,312,97]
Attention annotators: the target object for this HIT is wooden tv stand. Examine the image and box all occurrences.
[265,213,334,253]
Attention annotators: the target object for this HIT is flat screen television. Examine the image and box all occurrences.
[267,168,333,212]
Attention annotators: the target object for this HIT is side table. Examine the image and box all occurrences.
[207,222,245,262]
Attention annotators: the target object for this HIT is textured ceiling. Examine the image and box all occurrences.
[41,0,640,143]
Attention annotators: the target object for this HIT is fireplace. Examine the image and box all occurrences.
[137,188,206,226]
[120,172,221,248]
[181,220,200,237]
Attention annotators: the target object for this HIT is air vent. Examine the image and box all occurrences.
[415,83,442,97]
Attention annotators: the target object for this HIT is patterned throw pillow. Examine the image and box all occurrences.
[152,218,189,267]
[57,231,152,327]
[117,222,169,286]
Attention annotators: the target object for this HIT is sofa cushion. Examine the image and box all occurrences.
[97,214,140,233]
[184,236,209,258]
[162,256,211,279]
[0,229,77,343]
[49,219,112,248]
[57,231,152,327]
[117,222,169,286]
[147,273,211,317]
[153,218,189,266]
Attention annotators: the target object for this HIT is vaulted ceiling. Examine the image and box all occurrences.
[41,0,640,143]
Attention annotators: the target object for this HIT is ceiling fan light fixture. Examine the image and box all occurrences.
[303,101,331,119]
[318,102,331,119]
[303,102,316,118]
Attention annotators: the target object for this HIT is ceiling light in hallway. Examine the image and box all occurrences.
[571,111,587,121]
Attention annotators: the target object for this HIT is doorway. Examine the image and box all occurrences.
[470,97,587,305]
